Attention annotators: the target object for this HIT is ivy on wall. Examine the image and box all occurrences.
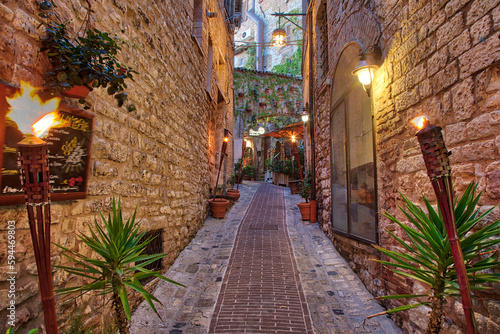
[271,46,302,77]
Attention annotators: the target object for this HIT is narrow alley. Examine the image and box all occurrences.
[131,183,402,334]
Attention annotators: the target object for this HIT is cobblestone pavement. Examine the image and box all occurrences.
[130,182,402,334]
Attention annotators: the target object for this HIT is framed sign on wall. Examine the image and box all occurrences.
[0,82,94,206]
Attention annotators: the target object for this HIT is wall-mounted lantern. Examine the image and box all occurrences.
[300,108,309,123]
[351,46,380,97]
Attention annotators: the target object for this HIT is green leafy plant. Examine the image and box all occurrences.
[298,179,311,203]
[39,1,136,109]
[271,46,303,76]
[271,159,284,173]
[54,198,184,334]
[370,182,500,333]
[6,329,38,334]
[242,165,255,178]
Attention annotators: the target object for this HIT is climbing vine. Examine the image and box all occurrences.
[271,46,302,77]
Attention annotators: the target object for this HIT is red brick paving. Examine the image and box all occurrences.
[209,183,313,333]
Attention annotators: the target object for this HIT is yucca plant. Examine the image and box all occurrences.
[55,198,184,334]
[370,182,500,333]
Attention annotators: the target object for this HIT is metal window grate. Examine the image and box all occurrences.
[137,229,164,284]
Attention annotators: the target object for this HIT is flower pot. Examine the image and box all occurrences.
[297,202,311,221]
[63,84,92,99]
[259,102,266,107]
[209,198,229,219]
[238,92,245,97]
[243,175,250,180]
[288,180,301,195]
[226,189,240,201]
[250,177,255,181]
[246,108,252,113]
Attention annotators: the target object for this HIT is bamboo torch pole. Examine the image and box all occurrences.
[413,117,477,334]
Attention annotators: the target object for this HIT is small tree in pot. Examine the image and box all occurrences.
[297,180,311,221]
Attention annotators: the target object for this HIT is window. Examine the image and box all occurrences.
[192,0,203,45]
[330,44,377,244]
[206,39,213,94]
[137,229,164,284]
[317,2,328,79]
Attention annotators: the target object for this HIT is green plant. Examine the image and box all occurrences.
[271,46,303,76]
[271,159,284,173]
[369,182,500,333]
[242,165,255,178]
[54,198,184,334]
[298,180,311,202]
[39,2,136,109]
[264,158,272,170]
[6,329,38,334]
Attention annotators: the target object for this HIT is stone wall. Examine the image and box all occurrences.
[304,0,500,333]
[0,0,234,332]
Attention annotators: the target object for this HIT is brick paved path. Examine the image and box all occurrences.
[209,184,313,333]
[130,182,402,334]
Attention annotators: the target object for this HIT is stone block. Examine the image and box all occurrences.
[0,4,14,22]
[459,31,500,79]
[461,139,496,161]
[466,113,495,140]
[428,9,446,33]
[427,47,448,77]
[444,0,469,18]
[448,30,472,58]
[445,122,467,145]
[432,60,459,94]
[452,77,476,121]
[470,15,493,45]
[485,161,500,198]
[466,0,500,25]
[494,5,500,30]
[436,12,464,48]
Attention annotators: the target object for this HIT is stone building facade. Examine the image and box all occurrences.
[234,0,304,71]
[303,0,500,333]
[0,0,234,332]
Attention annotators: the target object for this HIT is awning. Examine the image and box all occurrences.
[262,122,304,139]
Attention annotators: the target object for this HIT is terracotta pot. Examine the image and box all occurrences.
[250,177,255,181]
[288,180,301,195]
[243,175,250,180]
[63,84,92,99]
[226,189,240,201]
[297,202,310,221]
[259,102,266,107]
[246,108,252,113]
[209,198,229,219]
[238,92,245,97]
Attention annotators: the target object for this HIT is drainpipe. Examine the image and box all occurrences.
[247,0,264,71]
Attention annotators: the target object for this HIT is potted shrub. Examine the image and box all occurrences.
[209,185,230,218]
[226,175,240,200]
[297,181,311,221]
[39,3,136,109]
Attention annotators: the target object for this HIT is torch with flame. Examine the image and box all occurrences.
[6,81,61,138]
[5,81,61,333]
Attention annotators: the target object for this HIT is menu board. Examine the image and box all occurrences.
[0,83,94,205]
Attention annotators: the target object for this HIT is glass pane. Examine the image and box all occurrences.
[347,86,376,242]
[331,101,348,233]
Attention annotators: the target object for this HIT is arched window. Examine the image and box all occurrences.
[330,43,377,243]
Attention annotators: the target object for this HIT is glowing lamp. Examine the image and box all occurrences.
[291,135,296,143]
[272,28,286,49]
[352,58,378,97]
[301,109,309,123]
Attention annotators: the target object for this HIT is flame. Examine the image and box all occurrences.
[32,112,60,137]
[224,136,229,142]
[5,81,61,136]
[411,116,428,130]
